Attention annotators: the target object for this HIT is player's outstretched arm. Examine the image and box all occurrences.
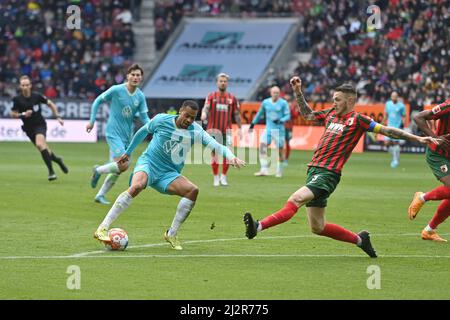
[199,125,246,168]
[377,124,441,145]
[290,76,315,121]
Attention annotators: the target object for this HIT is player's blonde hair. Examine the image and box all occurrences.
[216,73,230,81]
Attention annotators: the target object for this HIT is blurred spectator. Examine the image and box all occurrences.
[0,0,139,100]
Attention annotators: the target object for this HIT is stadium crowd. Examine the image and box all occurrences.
[0,0,137,100]
[156,0,449,107]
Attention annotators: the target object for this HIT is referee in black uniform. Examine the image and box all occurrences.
[10,75,68,181]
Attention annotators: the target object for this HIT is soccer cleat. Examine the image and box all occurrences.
[357,230,377,258]
[164,230,183,250]
[254,170,268,176]
[408,192,425,220]
[95,195,111,205]
[57,157,69,174]
[421,230,447,242]
[213,175,220,187]
[220,174,228,186]
[94,227,111,243]
[90,165,101,188]
[243,212,259,239]
[390,160,398,168]
[275,171,282,178]
[48,173,57,181]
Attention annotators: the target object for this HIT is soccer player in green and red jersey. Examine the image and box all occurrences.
[201,73,242,187]
[243,76,440,258]
[408,99,450,242]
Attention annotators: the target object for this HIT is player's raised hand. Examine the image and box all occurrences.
[86,122,94,133]
[230,157,246,169]
[290,76,302,94]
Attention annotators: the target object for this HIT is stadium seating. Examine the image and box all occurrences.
[0,0,137,100]
[155,0,449,106]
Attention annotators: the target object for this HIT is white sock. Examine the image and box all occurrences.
[97,173,119,197]
[97,162,120,174]
[276,162,283,174]
[424,225,434,232]
[256,222,262,232]
[356,236,362,246]
[260,158,269,171]
[393,145,400,162]
[99,191,133,229]
[168,198,195,236]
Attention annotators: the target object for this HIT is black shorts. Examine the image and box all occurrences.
[23,123,47,144]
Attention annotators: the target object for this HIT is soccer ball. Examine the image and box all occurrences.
[105,228,128,251]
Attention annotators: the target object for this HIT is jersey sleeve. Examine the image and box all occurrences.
[430,100,450,120]
[252,101,266,124]
[12,97,19,111]
[99,85,117,102]
[39,93,49,104]
[280,100,291,123]
[138,93,150,124]
[311,108,333,122]
[357,113,374,131]
[145,113,165,134]
[400,103,406,116]
[194,122,235,160]
[204,93,212,108]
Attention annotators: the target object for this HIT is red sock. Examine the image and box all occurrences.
[424,186,450,201]
[319,223,359,244]
[429,199,450,229]
[222,157,229,175]
[285,142,291,160]
[211,156,219,175]
[260,201,299,230]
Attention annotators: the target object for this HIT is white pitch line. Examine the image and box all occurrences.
[0,233,448,260]
[1,254,450,260]
[70,233,449,258]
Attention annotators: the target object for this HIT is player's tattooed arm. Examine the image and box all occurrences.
[378,125,441,145]
[290,76,315,121]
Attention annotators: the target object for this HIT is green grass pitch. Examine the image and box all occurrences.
[0,141,449,299]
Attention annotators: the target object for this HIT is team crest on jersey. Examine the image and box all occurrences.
[346,118,354,126]
[122,106,132,118]
[440,164,448,173]
[134,99,139,106]
[33,104,39,112]
[432,106,441,114]
[163,140,181,154]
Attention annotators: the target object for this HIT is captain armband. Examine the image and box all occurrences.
[368,121,382,133]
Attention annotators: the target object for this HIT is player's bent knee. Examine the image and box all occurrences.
[187,185,199,200]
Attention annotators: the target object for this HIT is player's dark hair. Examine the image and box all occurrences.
[181,100,199,111]
[127,63,144,76]
[335,83,357,95]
